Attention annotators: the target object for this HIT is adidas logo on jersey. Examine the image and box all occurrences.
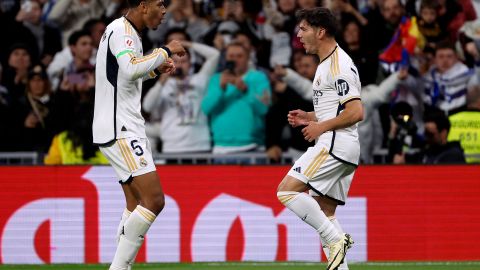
[293,167,301,173]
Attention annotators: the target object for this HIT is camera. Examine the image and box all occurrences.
[388,102,417,156]
[224,60,236,73]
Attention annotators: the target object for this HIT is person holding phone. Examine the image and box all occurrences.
[201,42,272,159]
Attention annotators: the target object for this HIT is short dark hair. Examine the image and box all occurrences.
[225,41,249,55]
[424,108,450,133]
[68,30,91,46]
[83,18,106,34]
[165,27,191,42]
[127,0,144,7]
[435,40,456,55]
[420,0,440,12]
[127,0,155,7]
[295,7,338,37]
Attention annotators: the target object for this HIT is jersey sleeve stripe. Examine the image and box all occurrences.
[130,51,161,64]
[116,49,134,59]
[340,96,361,105]
[158,48,169,60]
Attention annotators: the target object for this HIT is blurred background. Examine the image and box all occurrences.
[0,0,478,165]
[0,1,480,268]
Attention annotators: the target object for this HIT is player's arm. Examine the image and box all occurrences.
[302,100,363,142]
[307,111,317,121]
[318,100,363,131]
[110,29,184,81]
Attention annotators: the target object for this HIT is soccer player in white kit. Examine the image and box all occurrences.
[276,8,364,270]
[92,1,185,269]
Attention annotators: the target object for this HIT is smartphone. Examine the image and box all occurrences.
[67,73,85,85]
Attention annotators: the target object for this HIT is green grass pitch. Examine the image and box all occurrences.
[1,262,479,270]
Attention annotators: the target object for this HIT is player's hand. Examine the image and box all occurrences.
[287,109,309,127]
[158,58,176,74]
[165,40,186,57]
[302,121,325,142]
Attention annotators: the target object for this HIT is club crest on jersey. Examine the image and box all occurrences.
[315,77,321,87]
[335,79,349,96]
[139,157,148,167]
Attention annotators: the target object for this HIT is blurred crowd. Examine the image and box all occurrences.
[0,0,479,165]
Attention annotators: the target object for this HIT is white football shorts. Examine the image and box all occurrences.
[287,142,356,205]
[100,137,156,183]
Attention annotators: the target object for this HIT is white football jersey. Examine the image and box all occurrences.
[312,45,362,166]
[93,16,170,145]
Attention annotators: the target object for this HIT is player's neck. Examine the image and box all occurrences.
[125,10,145,32]
[317,39,338,63]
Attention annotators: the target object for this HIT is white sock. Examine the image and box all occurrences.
[277,192,341,244]
[109,205,156,270]
[116,209,132,244]
[321,216,349,269]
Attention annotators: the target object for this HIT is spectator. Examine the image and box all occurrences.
[203,0,260,50]
[2,44,32,105]
[147,0,209,45]
[15,0,62,67]
[422,108,466,163]
[360,68,406,163]
[365,0,405,53]
[265,56,316,162]
[47,0,108,46]
[44,102,108,164]
[447,85,480,163]
[82,18,107,57]
[417,0,446,47]
[392,107,466,164]
[423,41,478,115]
[48,30,94,91]
[201,42,271,155]
[142,41,220,154]
[0,2,38,66]
[18,64,59,152]
[437,0,477,41]
[272,53,318,100]
[340,19,378,85]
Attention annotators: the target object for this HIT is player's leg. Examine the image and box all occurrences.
[277,146,343,249]
[116,182,139,244]
[314,195,349,270]
[309,163,355,270]
[108,138,162,270]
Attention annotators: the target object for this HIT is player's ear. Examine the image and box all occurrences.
[139,0,148,13]
[316,28,326,39]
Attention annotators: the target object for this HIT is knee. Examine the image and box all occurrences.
[277,191,299,206]
[144,193,165,215]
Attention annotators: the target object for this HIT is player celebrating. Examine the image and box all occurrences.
[92,0,185,269]
[276,8,364,270]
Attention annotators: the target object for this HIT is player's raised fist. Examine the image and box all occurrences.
[166,40,186,57]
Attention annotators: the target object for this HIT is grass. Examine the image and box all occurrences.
[1,262,480,270]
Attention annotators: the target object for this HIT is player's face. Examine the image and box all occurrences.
[144,0,166,30]
[297,20,320,55]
